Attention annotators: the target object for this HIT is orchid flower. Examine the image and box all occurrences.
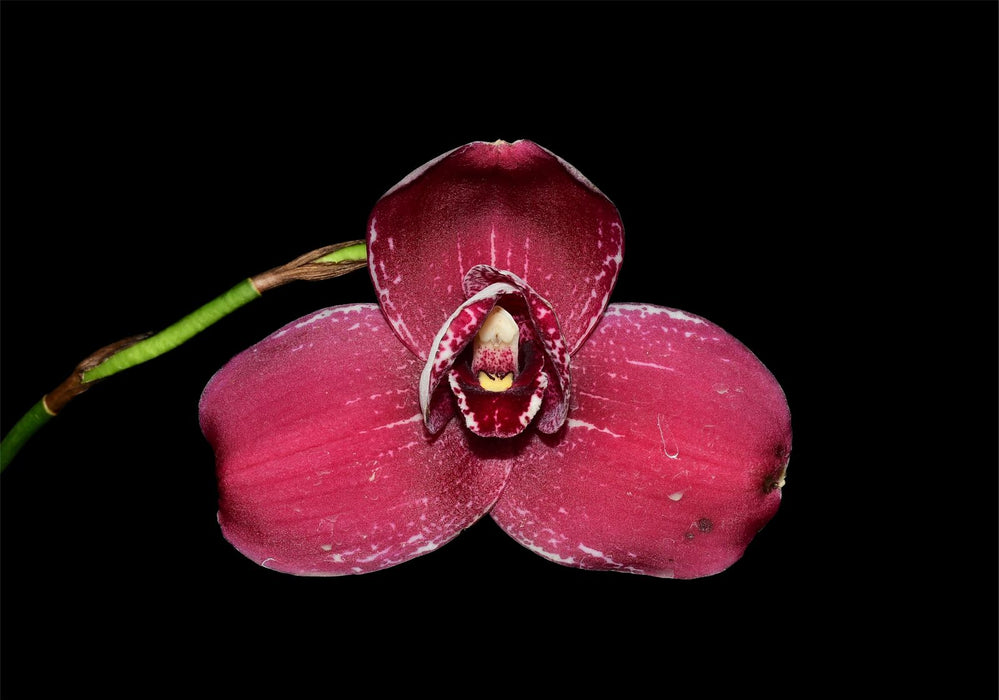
[199,140,792,579]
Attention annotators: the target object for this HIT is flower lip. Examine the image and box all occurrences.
[419,281,521,430]
[448,336,550,438]
[461,266,571,432]
[419,268,572,438]
[449,362,549,438]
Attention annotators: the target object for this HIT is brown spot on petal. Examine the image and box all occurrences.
[697,518,713,533]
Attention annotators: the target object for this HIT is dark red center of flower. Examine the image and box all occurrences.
[419,266,572,440]
[448,317,549,438]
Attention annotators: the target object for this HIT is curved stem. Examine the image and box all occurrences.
[0,400,54,472]
[83,243,369,383]
[82,279,260,383]
[0,240,368,472]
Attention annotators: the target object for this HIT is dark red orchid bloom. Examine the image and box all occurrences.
[199,140,792,579]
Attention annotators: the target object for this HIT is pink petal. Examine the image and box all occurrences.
[367,139,624,359]
[491,303,792,579]
[199,304,511,576]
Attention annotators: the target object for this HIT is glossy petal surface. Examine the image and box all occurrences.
[491,303,792,579]
[199,304,511,575]
[367,139,624,359]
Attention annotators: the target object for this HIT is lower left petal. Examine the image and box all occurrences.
[199,303,511,575]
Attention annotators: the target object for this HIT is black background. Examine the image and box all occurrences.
[2,1,995,694]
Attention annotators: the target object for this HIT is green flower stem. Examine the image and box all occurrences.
[76,242,371,384]
[0,400,54,471]
[0,281,259,472]
[82,279,260,383]
[0,240,367,473]
[314,242,366,264]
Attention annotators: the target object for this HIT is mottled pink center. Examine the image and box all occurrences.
[419,266,571,439]
[471,305,519,390]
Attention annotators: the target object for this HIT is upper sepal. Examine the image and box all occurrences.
[367,139,624,360]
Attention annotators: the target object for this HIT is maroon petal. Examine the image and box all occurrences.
[367,139,624,359]
[491,303,792,579]
[199,304,511,575]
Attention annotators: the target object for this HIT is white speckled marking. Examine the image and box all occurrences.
[567,418,624,438]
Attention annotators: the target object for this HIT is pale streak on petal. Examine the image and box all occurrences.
[562,222,625,354]
[567,418,624,438]
[523,235,530,281]
[528,543,576,565]
[656,413,680,460]
[603,302,707,325]
[368,220,420,353]
[577,543,638,571]
[364,413,423,434]
[626,359,675,371]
